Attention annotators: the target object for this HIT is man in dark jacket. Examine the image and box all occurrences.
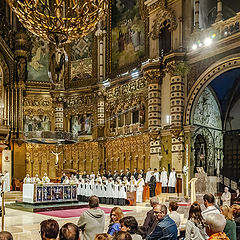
[126,168,131,181]
[142,197,159,236]
[147,204,177,240]
[149,172,156,197]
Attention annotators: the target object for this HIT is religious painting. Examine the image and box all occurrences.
[70,114,93,136]
[23,115,51,132]
[27,35,49,82]
[111,0,145,72]
[71,34,93,81]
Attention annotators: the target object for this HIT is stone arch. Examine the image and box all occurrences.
[151,5,177,40]
[185,55,240,125]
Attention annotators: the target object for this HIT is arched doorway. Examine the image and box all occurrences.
[194,134,207,173]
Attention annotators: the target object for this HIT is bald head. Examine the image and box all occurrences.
[59,223,79,240]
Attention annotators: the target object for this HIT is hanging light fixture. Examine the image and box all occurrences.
[6,0,108,46]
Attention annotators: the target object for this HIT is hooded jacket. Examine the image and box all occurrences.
[77,208,105,240]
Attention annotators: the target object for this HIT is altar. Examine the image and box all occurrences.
[23,183,78,203]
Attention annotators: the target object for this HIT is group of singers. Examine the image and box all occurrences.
[23,167,177,205]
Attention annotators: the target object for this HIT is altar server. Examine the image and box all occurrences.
[85,179,92,200]
[145,168,152,183]
[168,168,177,193]
[42,173,50,183]
[160,167,168,193]
[136,174,145,203]
[23,174,32,184]
[2,171,10,192]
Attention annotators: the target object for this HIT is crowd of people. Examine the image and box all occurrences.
[0,193,239,240]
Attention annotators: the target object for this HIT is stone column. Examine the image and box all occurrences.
[216,0,223,22]
[143,62,164,168]
[194,0,200,29]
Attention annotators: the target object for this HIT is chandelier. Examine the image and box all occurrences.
[6,0,107,45]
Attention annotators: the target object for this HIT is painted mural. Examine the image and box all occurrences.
[28,35,49,82]
[71,35,93,81]
[70,114,93,135]
[24,115,51,132]
[111,0,145,71]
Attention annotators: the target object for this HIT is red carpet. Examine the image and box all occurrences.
[36,207,132,218]
[177,202,191,206]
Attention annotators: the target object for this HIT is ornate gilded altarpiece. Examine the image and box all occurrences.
[108,0,148,76]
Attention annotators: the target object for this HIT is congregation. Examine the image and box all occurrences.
[0,193,239,240]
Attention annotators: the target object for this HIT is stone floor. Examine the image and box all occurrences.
[2,194,188,240]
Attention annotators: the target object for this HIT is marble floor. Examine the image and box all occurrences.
[2,204,151,240]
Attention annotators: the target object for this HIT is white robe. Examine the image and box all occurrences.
[24,176,32,184]
[168,171,176,188]
[145,171,151,183]
[154,172,160,182]
[2,172,10,192]
[119,185,127,199]
[106,182,114,198]
[160,171,168,187]
[136,178,144,203]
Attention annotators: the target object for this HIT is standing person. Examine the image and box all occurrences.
[40,219,59,240]
[23,174,32,184]
[202,194,220,219]
[42,173,50,183]
[220,205,237,240]
[221,187,232,207]
[145,168,151,183]
[120,170,125,181]
[205,213,229,240]
[140,169,146,181]
[160,167,168,193]
[2,171,10,192]
[233,189,240,204]
[142,196,159,236]
[185,202,208,240]
[120,216,143,240]
[107,207,124,236]
[149,172,156,198]
[168,168,176,193]
[61,173,66,183]
[133,168,138,180]
[231,204,240,240]
[126,168,131,181]
[153,169,160,182]
[77,195,105,240]
[113,170,119,180]
[147,204,177,240]
[108,170,113,179]
[136,175,145,203]
[168,202,181,234]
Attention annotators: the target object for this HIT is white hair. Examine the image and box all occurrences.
[150,196,159,205]
[205,213,226,233]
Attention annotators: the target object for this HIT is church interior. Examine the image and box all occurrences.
[0,0,240,238]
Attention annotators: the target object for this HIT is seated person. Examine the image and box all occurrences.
[59,223,79,240]
[40,219,59,240]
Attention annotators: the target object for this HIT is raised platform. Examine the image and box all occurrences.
[6,200,88,213]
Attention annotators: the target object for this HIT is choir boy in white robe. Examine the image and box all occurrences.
[113,180,120,205]
[119,183,127,206]
[106,178,114,204]
[160,167,168,193]
[145,168,152,183]
[136,174,145,203]
[168,168,177,193]
[85,179,92,201]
